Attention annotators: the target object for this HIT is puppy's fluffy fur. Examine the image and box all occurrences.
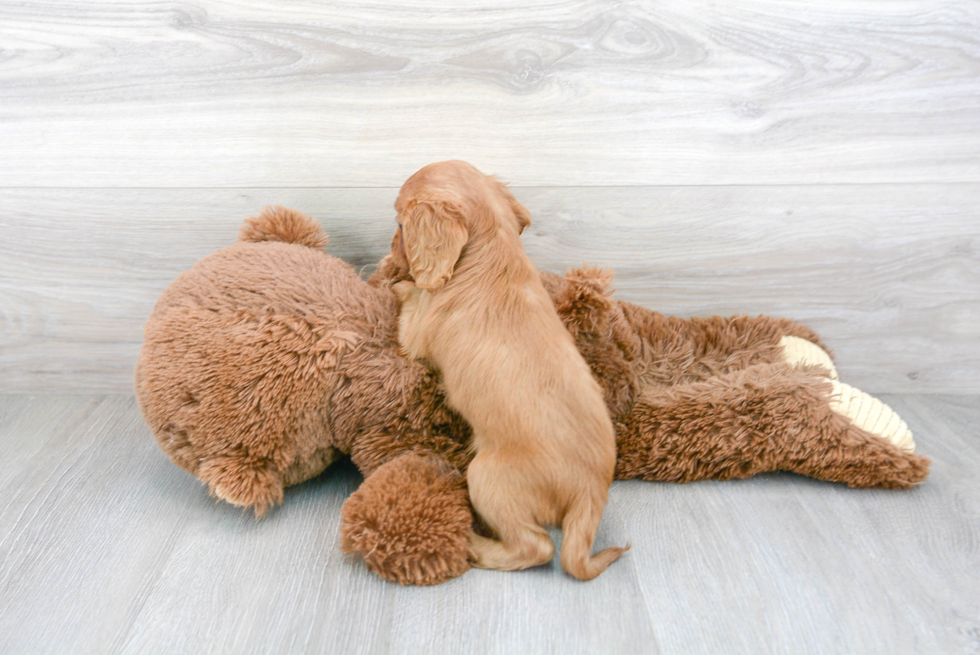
[392,161,628,580]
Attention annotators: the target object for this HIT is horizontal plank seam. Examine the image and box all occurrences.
[2,182,980,191]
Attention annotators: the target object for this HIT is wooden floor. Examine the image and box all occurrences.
[0,394,977,654]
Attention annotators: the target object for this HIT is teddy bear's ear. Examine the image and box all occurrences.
[239,205,329,249]
[555,266,616,335]
[401,195,469,291]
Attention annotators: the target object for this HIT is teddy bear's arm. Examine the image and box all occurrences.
[340,451,472,586]
[614,362,930,488]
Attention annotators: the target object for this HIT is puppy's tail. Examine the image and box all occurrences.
[239,205,329,250]
[560,493,630,581]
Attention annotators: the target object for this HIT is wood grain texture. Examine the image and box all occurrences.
[2,2,976,649]
[0,394,977,653]
[0,0,978,186]
[1,185,976,394]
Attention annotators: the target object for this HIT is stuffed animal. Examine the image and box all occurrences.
[136,206,930,586]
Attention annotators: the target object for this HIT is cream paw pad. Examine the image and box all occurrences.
[779,336,915,453]
[779,335,838,379]
[829,381,916,453]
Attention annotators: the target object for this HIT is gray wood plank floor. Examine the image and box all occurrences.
[1,394,977,654]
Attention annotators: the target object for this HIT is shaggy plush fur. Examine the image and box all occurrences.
[339,453,472,586]
[136,205,930,586]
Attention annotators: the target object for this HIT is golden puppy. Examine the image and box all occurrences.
[391,161,628,581]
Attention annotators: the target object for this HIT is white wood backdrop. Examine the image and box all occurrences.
[0,0,978,393]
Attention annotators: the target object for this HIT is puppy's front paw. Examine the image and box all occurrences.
[367,254,411,288]
[393,280,419,304]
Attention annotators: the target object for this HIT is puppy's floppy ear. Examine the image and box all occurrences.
[494,180,532,234]
[402,195,468,291]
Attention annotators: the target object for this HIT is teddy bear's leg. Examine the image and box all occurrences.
[340,452,473,586]
[198,454,284,518]
[779,335,915,452]
[617,363,929,488]
[620,309,831,386]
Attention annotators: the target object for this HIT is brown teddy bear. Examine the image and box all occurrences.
[136,206,930,586]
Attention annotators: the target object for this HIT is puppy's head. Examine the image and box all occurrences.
[393,161,532,291]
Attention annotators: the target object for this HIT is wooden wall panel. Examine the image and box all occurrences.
[1,185,976,393]
[0,1,978,186]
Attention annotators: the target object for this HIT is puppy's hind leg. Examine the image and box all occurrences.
[466,454,555,572]
[468,529,554,572]
[560,492,629,581]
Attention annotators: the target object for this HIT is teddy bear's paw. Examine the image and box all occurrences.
[340,454,472,585]
[830,381,916,453]
[199,455,284,518]
[780,335,838,379]
[564,265,615,296]
[554,266,616,335]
